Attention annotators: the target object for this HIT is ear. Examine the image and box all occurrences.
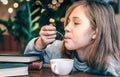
[92,34,96,39]
[92,29,97,40]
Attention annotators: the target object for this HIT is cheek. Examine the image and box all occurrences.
[73,30,92,48]
[73,30,85,41]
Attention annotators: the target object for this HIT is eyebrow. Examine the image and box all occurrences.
[73,17,81,22]
[68,16,81,21]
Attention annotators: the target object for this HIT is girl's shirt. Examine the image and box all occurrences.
[24,38,120,76]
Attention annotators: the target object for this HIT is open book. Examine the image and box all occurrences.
[0,63,28,77]
[0,54,40,63]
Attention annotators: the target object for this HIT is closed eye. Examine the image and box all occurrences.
[74,22,81,25]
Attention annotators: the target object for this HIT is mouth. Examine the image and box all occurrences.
[64,36,70,39]
[64,36,71,42]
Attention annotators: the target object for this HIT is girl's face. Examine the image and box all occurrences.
[64,6,95,51]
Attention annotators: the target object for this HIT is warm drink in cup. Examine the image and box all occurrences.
[50,58,74,75]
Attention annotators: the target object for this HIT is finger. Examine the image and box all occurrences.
[42,25,56,31]
[40,30,57,36]
[42,36,56,45]
[47,35,56,39]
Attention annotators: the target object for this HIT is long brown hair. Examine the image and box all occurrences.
[61,0,120,71]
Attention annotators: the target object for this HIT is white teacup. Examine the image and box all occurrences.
[50,58,74,75]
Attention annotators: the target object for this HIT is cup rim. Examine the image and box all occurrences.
[50,58,74,62]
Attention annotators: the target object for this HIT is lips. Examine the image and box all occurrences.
[64,35,71,42]
[64,36,70,39]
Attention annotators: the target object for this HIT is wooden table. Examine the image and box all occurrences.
[26,68,113,77]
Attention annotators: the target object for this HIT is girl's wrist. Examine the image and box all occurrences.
[35,37,46,50]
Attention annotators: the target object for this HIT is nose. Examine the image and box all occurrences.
[64,23,72,33]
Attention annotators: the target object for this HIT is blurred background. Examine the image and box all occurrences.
[0,0,120,54]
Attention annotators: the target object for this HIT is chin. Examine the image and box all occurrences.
[65,44,75,50]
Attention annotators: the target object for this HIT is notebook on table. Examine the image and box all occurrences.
[0,54,40,63]
[0,63,28,77]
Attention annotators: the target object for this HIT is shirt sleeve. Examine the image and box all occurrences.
[24,38,62,66]
[24,38,43,54]
[42,40,62,65]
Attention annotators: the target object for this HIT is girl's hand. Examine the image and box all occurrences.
[36,24,57,49]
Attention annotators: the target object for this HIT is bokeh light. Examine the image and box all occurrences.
[8,7,13,14]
